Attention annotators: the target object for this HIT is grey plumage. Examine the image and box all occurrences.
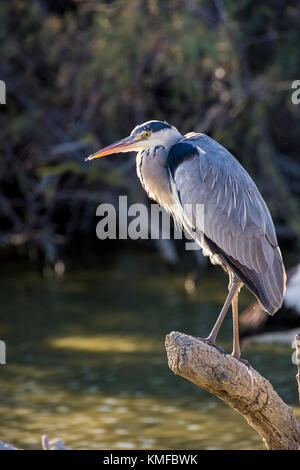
[87,120,286,358]
[166,133,285,315]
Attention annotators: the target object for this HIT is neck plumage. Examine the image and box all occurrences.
[136,145,176,212]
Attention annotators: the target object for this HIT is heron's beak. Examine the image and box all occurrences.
[85,135,138,161]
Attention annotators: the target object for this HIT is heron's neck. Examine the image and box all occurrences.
[136,146,175,211]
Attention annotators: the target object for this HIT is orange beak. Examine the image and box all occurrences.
[85,136,137,161]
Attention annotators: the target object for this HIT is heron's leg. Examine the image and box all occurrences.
[228,271,233,292]
[231,286,249,366]
[197,275,240,346]
[231,290,241,358]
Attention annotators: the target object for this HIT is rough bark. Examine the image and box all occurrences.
[0,435,68,450]
[165,331,300,450]
[295,333,300,404]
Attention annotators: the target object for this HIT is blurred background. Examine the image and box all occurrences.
[0,0,300,450]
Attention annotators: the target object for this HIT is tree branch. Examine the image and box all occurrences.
[295,333,300,404]
[165,331,300,450]
[0,435,68,450]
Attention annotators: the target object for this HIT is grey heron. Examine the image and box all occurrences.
[85,120,286,360]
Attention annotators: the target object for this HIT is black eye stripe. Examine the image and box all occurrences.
[133,120,172,135]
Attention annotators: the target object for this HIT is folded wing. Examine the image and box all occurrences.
[167,134,286,314]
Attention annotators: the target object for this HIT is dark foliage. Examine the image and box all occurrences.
[1,0,300,265]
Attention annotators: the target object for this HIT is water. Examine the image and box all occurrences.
[0,247,299,449]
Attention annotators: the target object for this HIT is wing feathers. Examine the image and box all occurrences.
[167,134,286,314]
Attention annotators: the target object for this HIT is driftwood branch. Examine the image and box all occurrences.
[0,435,68,451]
[165,331,300,450]
[295,333,300,404]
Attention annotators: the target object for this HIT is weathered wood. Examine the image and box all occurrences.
[165,331,300,450]
[41,435,68,450]
[0,435,68,450]
[0,441,20,450]
[295,333,300,404]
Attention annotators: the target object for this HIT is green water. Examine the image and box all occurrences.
[0,247,298,450]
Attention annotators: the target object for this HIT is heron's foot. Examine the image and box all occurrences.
[195,337,226,355]
[231,354,250,368]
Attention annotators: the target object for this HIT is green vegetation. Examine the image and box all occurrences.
[1,0,299,263]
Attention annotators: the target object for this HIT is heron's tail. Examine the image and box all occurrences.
[203,235,286,315]
[252,246,286,315]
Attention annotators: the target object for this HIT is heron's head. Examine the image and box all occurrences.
[85,120,182,160]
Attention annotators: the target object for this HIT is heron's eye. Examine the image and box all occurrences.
[142,131,151,139]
